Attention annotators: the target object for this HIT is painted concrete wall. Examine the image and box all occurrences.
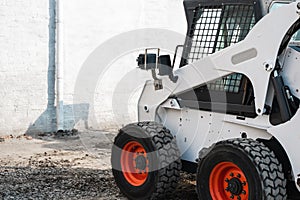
[0,0,186,135]
[0,0,56,134]
[63,0,186,130]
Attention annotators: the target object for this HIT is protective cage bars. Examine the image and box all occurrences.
[182,2,258,93]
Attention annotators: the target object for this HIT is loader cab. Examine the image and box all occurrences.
[180,0,262,66]
[177,0,264,117]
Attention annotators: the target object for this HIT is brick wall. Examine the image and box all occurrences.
[0,0,56,134]
[0,0,186,135]
[63,0,186,131]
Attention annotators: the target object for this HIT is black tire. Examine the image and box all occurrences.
[111,121,181,200]
[197,138,287,200]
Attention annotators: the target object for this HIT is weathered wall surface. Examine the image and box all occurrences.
[0,0,186,135]
[63,0,186,130]
[0,0,56,134]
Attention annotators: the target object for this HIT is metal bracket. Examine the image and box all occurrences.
[154,79,163,90]
[161,98,181,110]
[144,48,160,69]
[145,48,163,90]
[172,45,184,68]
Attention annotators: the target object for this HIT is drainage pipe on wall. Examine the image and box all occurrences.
[56,0,64,131]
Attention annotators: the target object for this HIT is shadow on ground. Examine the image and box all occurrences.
[26,104,90,136]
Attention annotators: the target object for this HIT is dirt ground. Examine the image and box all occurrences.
[0,130,197,200]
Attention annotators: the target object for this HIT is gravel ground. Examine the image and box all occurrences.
[0,131,198,200]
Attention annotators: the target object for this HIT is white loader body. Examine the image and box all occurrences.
[138,2,300,192]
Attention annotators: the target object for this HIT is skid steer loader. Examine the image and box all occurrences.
[111,0,300,199]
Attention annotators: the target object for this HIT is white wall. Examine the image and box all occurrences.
[0,0,56,134]
[63,0,186,130]
[0,0,186,135]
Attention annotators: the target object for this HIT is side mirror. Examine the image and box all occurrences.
[136,53,157,70]
[136,48,178,90]
[158,55,172,76]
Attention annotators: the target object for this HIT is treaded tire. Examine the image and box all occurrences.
[111,121,181,200]
[197,138,287,200]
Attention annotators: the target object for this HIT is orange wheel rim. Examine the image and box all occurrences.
[209,162,249,200]
[121,141,149,186]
